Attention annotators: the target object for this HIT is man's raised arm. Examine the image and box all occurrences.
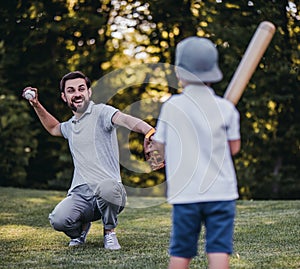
[22,87,62,137]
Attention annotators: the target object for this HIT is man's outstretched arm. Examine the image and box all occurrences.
[112,111,153,135]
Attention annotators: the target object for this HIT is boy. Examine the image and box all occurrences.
[153,37,241,268]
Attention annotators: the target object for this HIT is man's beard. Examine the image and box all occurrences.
[70,102,77,112]
[68,96,89,113]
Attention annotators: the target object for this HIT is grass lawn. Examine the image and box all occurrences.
[0,187,299,269]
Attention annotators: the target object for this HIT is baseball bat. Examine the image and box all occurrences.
[224,21,276,105]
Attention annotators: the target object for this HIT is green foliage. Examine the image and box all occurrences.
[0,0,111,189]
[137,0,300,199]
[0,0,299,198]
[203,0,300,199]
[0,94,38,186]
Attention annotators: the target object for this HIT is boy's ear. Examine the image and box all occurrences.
[61,92,67,102]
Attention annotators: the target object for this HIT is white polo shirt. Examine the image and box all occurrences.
[60,101,121,194]
[154,85,240,204]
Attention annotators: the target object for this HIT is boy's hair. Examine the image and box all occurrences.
[60,71,91,92]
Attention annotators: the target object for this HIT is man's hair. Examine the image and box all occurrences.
[60,71,91,92]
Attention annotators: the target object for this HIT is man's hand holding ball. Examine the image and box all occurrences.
[22,87,38,107]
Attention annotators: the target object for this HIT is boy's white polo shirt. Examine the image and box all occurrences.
[154,85,240,204]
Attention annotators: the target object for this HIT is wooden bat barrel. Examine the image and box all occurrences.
[224,21,276,105]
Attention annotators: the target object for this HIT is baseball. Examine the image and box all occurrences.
[24,89,36,100]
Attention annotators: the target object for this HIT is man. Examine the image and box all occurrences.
[153,37,241,268]
[22,71,154,250]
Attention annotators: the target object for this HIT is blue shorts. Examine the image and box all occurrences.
[169,200,236,258]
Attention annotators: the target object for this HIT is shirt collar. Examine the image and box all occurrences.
[183,84,216,96]
[84,100,94,114]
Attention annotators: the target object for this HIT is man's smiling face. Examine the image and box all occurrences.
[61,78,92,115]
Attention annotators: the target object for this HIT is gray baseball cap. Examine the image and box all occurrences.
[175,37,223,83]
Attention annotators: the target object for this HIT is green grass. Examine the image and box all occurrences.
[0,187,299,269]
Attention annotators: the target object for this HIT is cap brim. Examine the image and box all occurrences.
[176,65,223,83]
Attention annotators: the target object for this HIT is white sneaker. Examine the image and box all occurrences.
[104,232,121,250]
[69,222,91,247]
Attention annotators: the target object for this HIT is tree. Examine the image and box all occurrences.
[203,0,300,199]
[134,0,300,198]
[0,0,299,198]
[0,93,38,186]
[0,0,112,188]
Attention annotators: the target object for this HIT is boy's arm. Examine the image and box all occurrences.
[229,139,241,156]
[228,104,241,156]
[22,87,62,137]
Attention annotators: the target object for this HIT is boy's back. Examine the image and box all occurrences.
[155,84,240,203]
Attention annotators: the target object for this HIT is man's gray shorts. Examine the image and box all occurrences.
[48,180,126,239]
